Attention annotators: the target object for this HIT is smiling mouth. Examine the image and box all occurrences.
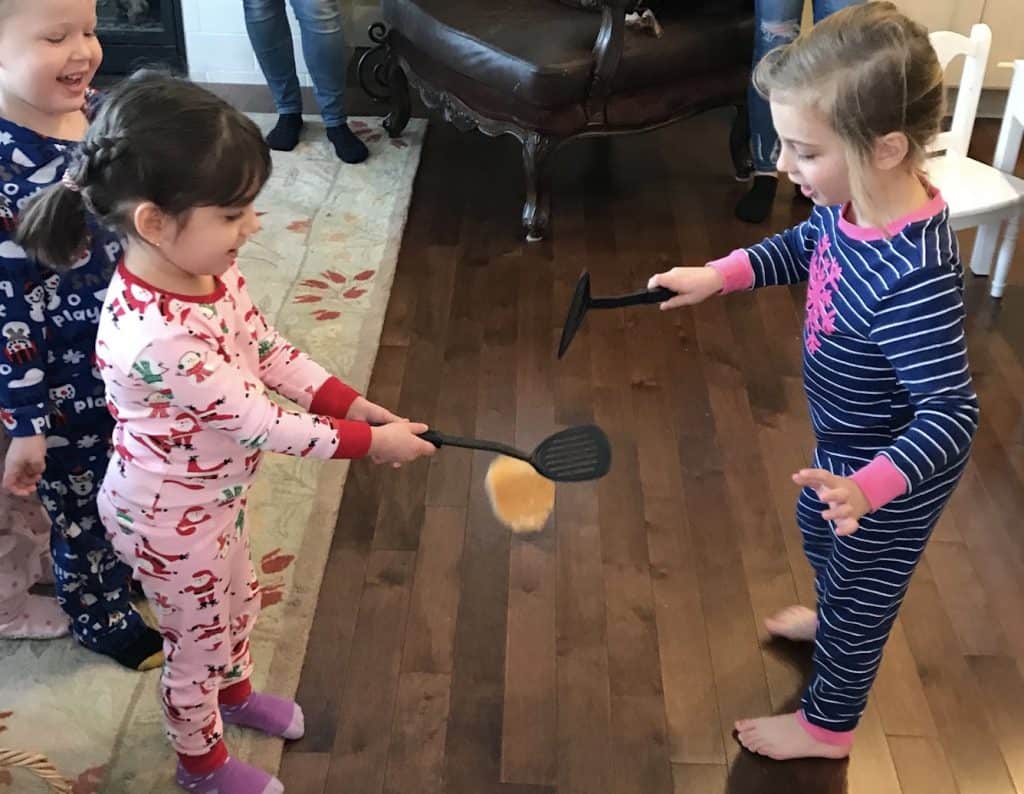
[58,73,86,89]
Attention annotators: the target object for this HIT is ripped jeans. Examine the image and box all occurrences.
[749,0,863,173]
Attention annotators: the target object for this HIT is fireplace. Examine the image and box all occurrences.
[97,0,187,76]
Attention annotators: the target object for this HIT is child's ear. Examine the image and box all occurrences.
[132,202,169,247]
[873,132,910,171]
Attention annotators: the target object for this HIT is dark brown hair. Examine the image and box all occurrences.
[15,69,272,269]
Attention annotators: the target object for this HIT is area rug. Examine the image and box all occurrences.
[0,115,427,793]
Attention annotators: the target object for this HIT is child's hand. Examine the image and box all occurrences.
[792,469,871,536]
[369,422,436,467]
[346,396,405,425]
[3,435,47,496]
[647,266,724,310]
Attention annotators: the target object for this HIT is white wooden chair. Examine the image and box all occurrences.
[927,25,1024,297]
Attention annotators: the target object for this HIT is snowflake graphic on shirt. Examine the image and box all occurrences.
[804,233,842,354]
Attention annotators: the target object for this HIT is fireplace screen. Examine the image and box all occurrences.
[98,0,163,30]
[97,0,187,76]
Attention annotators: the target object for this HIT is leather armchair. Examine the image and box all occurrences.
[360,0,755,240]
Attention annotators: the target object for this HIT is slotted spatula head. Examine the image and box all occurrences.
[529,424,611,482]
[557,271,592,359]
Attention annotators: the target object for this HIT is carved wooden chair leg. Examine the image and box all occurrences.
[522,132,557,242]
[383,53,411,138]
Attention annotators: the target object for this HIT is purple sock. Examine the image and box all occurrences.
[220,692,304,740]
[176,758,283,794]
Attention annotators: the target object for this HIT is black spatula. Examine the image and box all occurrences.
[419,424,611,482]
[557,271,676,359]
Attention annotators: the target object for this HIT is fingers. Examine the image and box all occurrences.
[792,468,838,489]
[659,293,698,311]
[647,273,667,290]
[821,503,853,521]
[834,518,860,536]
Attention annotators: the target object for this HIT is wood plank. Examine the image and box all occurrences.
[947,462,1024,663]
[888,736,961,794]
[324,551,416,794]
[444,229,519,793]
[611,695,674,794]
[373,246,459,550]
[872,619,939,738]
[424,182,486,509]
[845,699,902,794]
[500,241,558,787]
[898,559,1017,794]
[555,479,612,794]
[383,672,451,794]
[966,654,1024,792]
[333,343,406,550]
[288,548,368,753]
[604,560,663,697]
[671,763,727,794]
[277,751,330,794]
[401,506,467,675]
[925,540,1008,656]
[645,497,725,765]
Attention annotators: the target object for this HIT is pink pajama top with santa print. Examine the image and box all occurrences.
[94,261,371,757]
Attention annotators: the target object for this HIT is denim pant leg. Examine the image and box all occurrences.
[244,0,304,117]
[748,0,864,173]
[290,0,349,127]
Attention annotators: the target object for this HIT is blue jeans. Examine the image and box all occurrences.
[749,0,863,173]
[243,0,349,127]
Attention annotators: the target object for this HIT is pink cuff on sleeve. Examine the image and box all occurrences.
[707,249,754,294]
[309,376,360,419]
[330,418,373,460]
[849,455,908,512]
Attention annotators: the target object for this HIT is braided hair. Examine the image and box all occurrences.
[15,69,272,270]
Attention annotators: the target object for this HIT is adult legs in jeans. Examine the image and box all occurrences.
[735,0,863,222]
[243,0,368,162]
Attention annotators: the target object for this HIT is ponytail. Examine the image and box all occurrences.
[14,178,91,272]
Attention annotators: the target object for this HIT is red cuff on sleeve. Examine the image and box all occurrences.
[330,418,373,460]
[849,455,908,512]
[707,249,755,294]
[310,376,360,419]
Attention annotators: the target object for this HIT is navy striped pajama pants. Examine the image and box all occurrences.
[797,444,968,732]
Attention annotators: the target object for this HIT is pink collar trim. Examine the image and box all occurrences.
[837,187,946,241]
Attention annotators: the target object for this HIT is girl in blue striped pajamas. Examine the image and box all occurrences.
[649,2,977,760]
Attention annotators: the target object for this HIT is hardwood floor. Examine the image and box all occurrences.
[280,108,1024,794]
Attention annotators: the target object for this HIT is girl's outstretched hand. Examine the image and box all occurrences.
[792,469,871,536]
[647,266,724,310]
[369,422,436,467]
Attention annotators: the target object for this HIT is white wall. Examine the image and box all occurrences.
[180,0,378,85]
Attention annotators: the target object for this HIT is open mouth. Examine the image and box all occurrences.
[58,73,86,90]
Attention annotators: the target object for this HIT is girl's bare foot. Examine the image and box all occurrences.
[764,605,817,641]
[735,712,851,761]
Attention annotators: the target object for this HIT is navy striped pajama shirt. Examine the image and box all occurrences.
[712,189,978,733]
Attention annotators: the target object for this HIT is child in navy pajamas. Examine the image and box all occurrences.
[0,0,162,668]
[649,3,977,760]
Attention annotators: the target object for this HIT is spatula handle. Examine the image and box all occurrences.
[590,287,676,309]
[418,431,526,461]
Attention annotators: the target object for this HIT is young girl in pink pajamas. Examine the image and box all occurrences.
[15,70,435,794]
